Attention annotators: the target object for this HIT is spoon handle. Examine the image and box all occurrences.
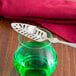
[58,40,76,48]
[47,38,76,48]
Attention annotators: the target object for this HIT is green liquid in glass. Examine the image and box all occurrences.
[13,42,58,76]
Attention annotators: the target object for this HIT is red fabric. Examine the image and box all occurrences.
[38,22,76,43]
[0,0,76,43]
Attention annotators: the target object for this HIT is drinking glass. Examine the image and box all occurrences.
[13,28,58,76]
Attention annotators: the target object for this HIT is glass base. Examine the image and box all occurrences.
[25,70,46,76]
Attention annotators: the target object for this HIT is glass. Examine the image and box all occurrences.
[13,27,58,76]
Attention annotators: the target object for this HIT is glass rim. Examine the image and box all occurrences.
[18,27,53,49]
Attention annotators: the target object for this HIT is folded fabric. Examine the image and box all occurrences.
[38,22,76,43]
[0,0,76,43]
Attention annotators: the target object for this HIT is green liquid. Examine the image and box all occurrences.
[13,42,58,76]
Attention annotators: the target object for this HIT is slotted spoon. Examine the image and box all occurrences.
[11,23,76,48]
